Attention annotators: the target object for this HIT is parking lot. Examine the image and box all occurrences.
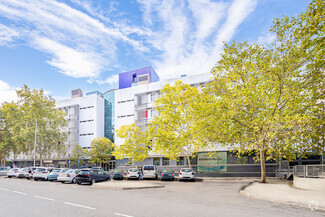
[0,175,324,217]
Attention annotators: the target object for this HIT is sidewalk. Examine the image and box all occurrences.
[240,182,325,211]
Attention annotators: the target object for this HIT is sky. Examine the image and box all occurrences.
[0,0,312,104]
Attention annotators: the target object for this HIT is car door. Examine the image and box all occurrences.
[97,171,105,181]
[91,170,99,181]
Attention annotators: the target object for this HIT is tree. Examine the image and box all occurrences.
[88,137,114,167]
[70,144,87,167]
[16,85,67,166]
[0,103,20,166]
[114,123,149,166]
[147,81,208,168]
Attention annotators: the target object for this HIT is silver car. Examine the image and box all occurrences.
[57,169,80,184]
[0,167,8,176]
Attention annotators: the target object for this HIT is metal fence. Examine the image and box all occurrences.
[294,165,325,178]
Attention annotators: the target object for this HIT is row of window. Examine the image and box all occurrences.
[118,99,134,104]
[80,119,94,123]
[153,157,185,166]
[80,133,94,136]
[117,114,134,118]
[80,106,94,110]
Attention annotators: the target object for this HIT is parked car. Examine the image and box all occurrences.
[48,168,68,181]
[160,169,175,181]
[76,169,110,185]
[0,167,8,176]
[112,170,124,180]
[57,169,80,184]
[33,167,54,181]
[7,168,20,178]
[127,168,139,180]
[15,168,29,178]
[142,165,158,179]
[179,168,194,181]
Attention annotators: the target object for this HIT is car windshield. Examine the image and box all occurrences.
[36,168,46,172]
[144,166,154,170]
[181,169,193,173]
[129,169,138,172]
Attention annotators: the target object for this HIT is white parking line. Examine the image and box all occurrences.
[114,213,134,217]
[64,202,96,210]
[13,191,27,195]
[0,188,9,191]
[34,195,55,201]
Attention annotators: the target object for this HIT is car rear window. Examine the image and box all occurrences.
[129,169,138,172]
[181,169,193,173]
[80,171,90,175]
[52,169,61,172]
[144,166,154,170]
[162,170,173,173]
[66,170,74,173]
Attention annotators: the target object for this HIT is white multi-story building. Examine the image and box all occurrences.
[56,89,105,154]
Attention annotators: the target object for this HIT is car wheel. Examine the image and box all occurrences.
[72,178,76,184]
[60,181,65,183]
[77,181,81,185]
[91,179,96,185]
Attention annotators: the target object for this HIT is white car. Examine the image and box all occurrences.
[179,168,195,181]
[15,168,29,178]
[127,168,139,180]
[57,169,80,183]
[142,165,158,179]
[7,168,20,178]
[33,167,54,181]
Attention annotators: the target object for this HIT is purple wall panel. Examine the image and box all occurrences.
[119,66,160,89]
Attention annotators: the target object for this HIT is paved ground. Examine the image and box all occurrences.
[241,182,325,211]
[0,177,324,217]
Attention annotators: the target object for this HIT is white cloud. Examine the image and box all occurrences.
[93,74,119,85]
[0,0,258,84]
[0,0,148,80]
[0,24,19,46]
[257,32,276,45]
[0,81,18,104]
[138,0,257,79]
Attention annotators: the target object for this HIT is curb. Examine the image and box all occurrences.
[240,188,325,211]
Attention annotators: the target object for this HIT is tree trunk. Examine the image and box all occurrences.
[260,149,266,183]
[39,153,43,167]
[186,155,192,168]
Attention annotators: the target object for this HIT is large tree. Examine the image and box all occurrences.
[88,137,114,167]
[201,0,324,182]
[16,85,67,166]
[114,123,149,166]
[0,103,21,166]
[148,81,209,168]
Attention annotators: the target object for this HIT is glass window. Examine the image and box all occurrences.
[177,157,184,165]
[153,157,160,166]
[163,157,169,166]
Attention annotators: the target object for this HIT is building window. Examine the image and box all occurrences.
[177,157,184,165]
[163,157,169,166]
[132,73,137,83]
[153,157,160,166]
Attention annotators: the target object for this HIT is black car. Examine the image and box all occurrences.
[76,169,110,185]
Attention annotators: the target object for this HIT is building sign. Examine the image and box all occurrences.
[197,152,227,172]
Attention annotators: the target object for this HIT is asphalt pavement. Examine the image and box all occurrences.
[0,177,324,217]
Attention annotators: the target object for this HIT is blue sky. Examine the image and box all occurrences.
[0,0,311,104]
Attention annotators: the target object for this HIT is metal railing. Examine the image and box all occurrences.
[294,164,325,178]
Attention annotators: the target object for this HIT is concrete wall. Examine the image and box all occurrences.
[294,176,325,191]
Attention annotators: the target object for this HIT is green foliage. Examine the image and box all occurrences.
[200,0,324,182]
[114,123,149,164]
[148,81,209,168]
[70,144,87,166]
[88,137,114,166]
